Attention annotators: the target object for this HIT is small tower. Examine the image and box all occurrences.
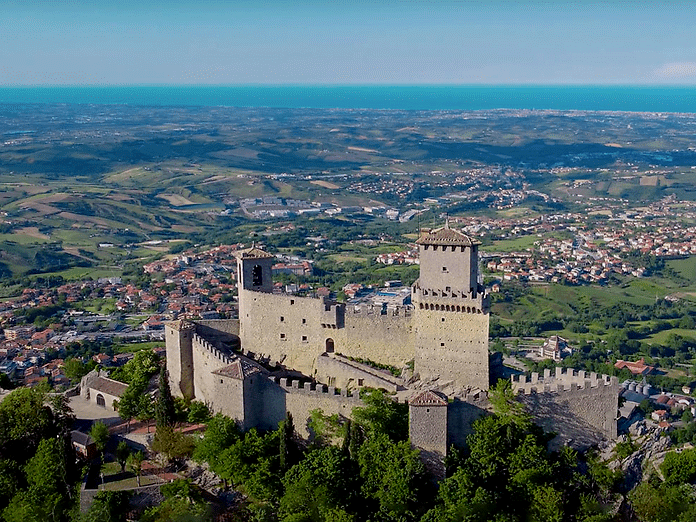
[409,389,448,480]
[165,319,196,400]
[236,246,275,293]
[412,223,490,390]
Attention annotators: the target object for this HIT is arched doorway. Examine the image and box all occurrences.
[96,393,106,407]
[325,338,335,353]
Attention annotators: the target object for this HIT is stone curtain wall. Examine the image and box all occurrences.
[238,289,414,376]
[335,309,414,368]
[254,376,364,437]
[238,290,327,375]
[512,368,619,450]
[191,334,234,404]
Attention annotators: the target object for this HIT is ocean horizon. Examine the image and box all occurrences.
[0,85,695,113]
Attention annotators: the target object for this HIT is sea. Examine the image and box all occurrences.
[0,85,694,113]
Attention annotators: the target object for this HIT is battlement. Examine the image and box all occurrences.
[192,334,234,366]
[269,375,366,402]
[347,304,412,317]
[511,367,619,395]
[458,388,489,405]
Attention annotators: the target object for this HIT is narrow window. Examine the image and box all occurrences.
[442,266,447,272]
[441,317,445,322]
[441,342,445,347]
[252,264,263,286]
[280,333,286,339]
[302,335,308,342]
[280,316,284,322]
[445,286,451,292]
[302,318,306,324]
[290,299,295,305]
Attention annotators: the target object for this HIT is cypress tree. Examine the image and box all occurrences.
[155,365,176,428]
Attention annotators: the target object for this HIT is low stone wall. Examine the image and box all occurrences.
[315,353,399,392]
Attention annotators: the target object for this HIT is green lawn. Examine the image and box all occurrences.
[483,235,538,253]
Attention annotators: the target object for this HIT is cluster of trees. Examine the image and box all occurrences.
[0,388,82,522]
[187,384,648,522]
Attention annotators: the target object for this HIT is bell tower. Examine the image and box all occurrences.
[236,246,275,293]
[412,223,490,390]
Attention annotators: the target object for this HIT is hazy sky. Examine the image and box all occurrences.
[2,0,695,85]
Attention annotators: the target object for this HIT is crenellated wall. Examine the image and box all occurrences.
[256,376,365,437]
[511,368,619,449]
[238,288,414,376]
[191,333,235,403]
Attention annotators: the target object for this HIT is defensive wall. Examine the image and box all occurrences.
[238,288,414,377]
[511,368,619,450]
[258,376,365,438]
[191,333,235,408]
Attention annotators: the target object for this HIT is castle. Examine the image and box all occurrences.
[166,224,618,474]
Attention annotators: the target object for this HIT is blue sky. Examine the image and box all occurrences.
[1,0,695,85]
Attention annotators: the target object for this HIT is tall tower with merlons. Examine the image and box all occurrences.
[412,222,490,390]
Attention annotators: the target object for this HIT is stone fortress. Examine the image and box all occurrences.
[166,223,618,474]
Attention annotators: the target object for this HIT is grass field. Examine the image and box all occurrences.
[483,235,538,252]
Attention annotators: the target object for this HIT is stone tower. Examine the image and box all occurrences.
[165,319,196,400]
[409,389,448,479]
[412,223,490,390]
[236,246,276,356]
[236,246,275,294]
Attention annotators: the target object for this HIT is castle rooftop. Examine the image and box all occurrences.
[409,389,448,406]
[168,319,196,331]
[416,223,481,247]
[235,246,274,260]
[212,357,265,380]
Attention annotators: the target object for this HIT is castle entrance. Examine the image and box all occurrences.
[325,338,335,353]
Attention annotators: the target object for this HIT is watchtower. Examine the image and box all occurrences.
[412,223,490,390]
[165,319,196,400]
[236,246,275,293]
[409,389,448,480]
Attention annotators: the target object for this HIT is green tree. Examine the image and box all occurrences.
[116,441,130,473]
[356,433,427,521]
[81,491,132,522]
[89,421,110,458]
[279,446,359,521]
[140,479,210,522]
[155,366,176,428]
[629,482,696,522]
[63,357,92,382]
[151,427,195,465]
[193,413,240,488]
[128,451,145,487]
[3,437,75,522]
[352,388,408,442]
[187,400,211,424]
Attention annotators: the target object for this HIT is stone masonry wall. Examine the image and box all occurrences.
[334,309,414,368]
[238,289,414,377]
[191,334,234,404]
[253,376,364,437]
[512,368,619,450]
[238,290,327,375]
[414,308,489,390]
[315,353,399,392]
